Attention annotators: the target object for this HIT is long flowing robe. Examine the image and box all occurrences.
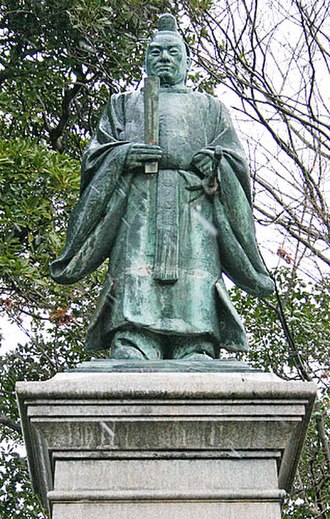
[50,87,274,353]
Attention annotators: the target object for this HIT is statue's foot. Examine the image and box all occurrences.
[179,352,213,361]
[109,345,145,360]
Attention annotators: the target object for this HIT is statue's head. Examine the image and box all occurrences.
[145,14,191,87]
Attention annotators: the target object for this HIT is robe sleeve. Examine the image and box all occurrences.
[207,99,274,297]
[50,94,133,284]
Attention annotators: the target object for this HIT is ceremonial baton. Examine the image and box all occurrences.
[144,76,160,174]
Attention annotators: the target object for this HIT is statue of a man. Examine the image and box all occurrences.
[50,14,274,361]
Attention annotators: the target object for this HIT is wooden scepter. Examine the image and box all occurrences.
[144,76,160,174]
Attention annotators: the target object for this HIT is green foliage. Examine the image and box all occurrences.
[0,138,79,276]
[0,0,174,156]
[0,443,46,518]
[232,270,330,382]
[288,395,330,518]
[0,137,105,516]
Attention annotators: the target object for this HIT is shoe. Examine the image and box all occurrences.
[109,345,145,360]
[179,352,213,361]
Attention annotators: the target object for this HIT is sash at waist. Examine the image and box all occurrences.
[153,169,179,283]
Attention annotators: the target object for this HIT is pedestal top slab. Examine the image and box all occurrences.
[67,359,259,373]
[16,369,316,401]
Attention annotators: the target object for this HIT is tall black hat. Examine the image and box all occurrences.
[158,13,178,33]
[153,13,190,55]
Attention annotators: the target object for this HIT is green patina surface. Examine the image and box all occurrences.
[68,359,259,373]
[50,14,274,361]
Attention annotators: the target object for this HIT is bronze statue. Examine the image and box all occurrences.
[50,14,274,360]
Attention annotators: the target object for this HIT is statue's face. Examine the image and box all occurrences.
[145,33,190,86]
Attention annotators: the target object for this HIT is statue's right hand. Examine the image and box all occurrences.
[125,143,163,171]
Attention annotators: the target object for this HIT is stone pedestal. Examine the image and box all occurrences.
[16,367,316,518]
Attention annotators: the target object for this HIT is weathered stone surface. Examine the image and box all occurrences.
[51,499,282,519]
[16,371,316,518]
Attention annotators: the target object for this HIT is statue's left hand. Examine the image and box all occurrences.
[192,150,214,178]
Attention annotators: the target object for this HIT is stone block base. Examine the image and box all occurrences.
[16,368,316,518]
[52,500,282,519]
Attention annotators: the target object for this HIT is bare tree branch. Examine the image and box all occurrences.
[0,414,22,434]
